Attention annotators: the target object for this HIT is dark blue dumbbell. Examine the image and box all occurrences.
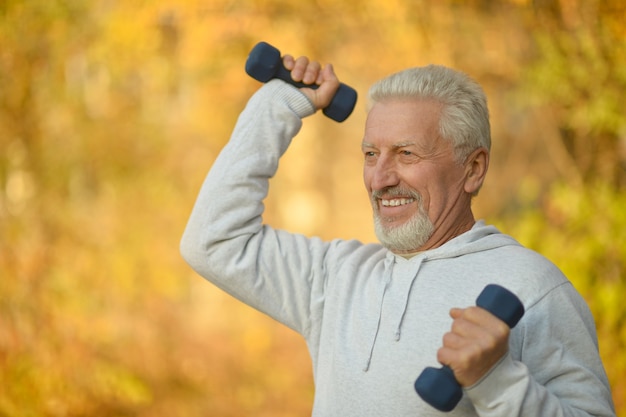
[245,41,357,122]
[414,284,525,412]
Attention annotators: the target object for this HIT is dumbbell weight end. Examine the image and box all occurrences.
[415,365,461,412]
[322,84,358,122]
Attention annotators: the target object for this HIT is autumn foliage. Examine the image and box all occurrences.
[1,0,624,415]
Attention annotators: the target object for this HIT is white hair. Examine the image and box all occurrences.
[367,65,491,162]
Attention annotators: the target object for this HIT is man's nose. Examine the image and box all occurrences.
[371,156,400,191]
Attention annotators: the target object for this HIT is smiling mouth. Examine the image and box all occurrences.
[380,198,416,207]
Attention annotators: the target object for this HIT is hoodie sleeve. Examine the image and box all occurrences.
[179,79,330,335]
[465,282,616,417]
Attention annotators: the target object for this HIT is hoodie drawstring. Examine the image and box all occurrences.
[394,258,424,341]
[363,257,393,372]
[363,256,426,372]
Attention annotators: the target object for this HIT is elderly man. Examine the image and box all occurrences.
[180,51,615,416]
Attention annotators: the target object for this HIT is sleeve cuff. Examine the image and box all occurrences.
[264,79,317,119]
[464,352,529,412]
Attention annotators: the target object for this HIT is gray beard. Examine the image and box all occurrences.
[372,189,434,252]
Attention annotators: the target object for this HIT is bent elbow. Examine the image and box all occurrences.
[179,226,208,274]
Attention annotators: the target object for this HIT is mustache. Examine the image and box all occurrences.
[371,187,421,201]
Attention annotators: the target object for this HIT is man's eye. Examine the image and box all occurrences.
[401,150,413,156]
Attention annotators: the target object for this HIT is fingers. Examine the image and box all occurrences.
[449,307,510,340]
[314,63,340,105]
[282,54,340,110]
[283,55,322,85]
[437,307,511,387]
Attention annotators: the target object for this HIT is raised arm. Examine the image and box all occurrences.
[180,51,341,333]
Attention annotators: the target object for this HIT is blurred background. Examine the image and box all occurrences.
[1,0,624,415]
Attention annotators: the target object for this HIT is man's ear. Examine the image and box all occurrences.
[464,147,489,196]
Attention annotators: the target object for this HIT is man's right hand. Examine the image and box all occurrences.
[282,54,341,111]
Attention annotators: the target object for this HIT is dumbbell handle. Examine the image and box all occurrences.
[414,284,525,412]
[245,41,357,122]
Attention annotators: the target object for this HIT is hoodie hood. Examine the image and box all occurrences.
[413,220,521,262]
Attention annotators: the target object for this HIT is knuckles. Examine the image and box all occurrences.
[439,306,511,379]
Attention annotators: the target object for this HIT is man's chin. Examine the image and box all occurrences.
[373,214,434,252]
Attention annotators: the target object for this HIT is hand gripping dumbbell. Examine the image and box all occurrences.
[245,41,358,122]
[414,284,525,412]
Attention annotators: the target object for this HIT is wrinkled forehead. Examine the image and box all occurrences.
[363,99,444,145]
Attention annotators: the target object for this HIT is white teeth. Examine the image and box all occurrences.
[381,198,415,207]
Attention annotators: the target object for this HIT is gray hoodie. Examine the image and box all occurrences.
[181,80,615,416]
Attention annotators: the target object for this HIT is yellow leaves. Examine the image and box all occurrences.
[1,0,625,415]
[90,360,153,407]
